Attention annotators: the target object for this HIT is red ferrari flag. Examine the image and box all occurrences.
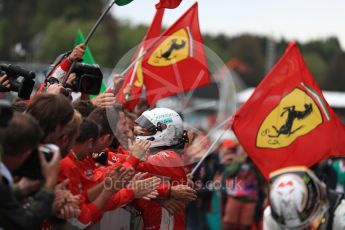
[232,42,345,180]
[142,2,210,105]
[156,0,182,9]
[116,8,164,111]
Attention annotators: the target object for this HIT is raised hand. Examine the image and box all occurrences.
[38,145,61,190]
[68,44,86,62]
[0,73,10,91]
[46,83,65,95]
[128,139,151,160]
[159,198,185,215]
[53,179,81,219]
[91,93,116,108]
[16,177,41,197]
[127,172,159,200]
[104,165,134,192]
[127,176,161,199]
[123,84,132,101]
[112,74,124,96]
[170,184,197,203]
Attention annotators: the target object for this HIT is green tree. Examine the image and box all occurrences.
[116,22,147,60]
[302,52,327,87]
[326,51,345,91]
[0,0,117,67]
[203,34,229,62]
[228,34,265,86]
[35,18,118,67]
[0,0,37,60]
[302,37,341,64]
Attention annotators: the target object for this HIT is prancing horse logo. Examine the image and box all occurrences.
[156,39,186,61]
[147,28,190,67]
[269,104,313,138]
[256,88,323,149]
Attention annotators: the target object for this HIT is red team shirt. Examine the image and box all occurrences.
[38,56,187,229]
[59,147,188,229]
[58,151,138,228]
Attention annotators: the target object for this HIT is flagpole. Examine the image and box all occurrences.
[191,115,234,176]
[120,49,147,78]
[118,9,165,100]
[122,47,145,100]
[119,31,165,79]
[191,128,228,176]
[119,29,174,102]
[84,0,117,46]
[61,0,117,85]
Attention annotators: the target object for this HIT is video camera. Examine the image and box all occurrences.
[0,64,36,99]
[70,62,103,95]
[47,52,103,95]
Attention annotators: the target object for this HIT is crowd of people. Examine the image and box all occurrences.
[0,44,199,230]
[1,44,345,230]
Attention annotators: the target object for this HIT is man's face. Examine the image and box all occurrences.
[115,112,134,145]
[116,112,128,134]
[124,116,134,139]
[134,125,155,137]
[126,116,135,132]
[58,128,80,158]
[13,149,34,171]
[1,146,35,172]
[93,134,114,153]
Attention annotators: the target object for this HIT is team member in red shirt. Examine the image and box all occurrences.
[87,106,195,207]
[59,117,160,229]
[132,108,198,230]
[82,105,196,229]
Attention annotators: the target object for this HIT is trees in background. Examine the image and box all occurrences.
[0,0,344,90]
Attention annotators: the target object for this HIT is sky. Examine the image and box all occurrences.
[112,0,345,50]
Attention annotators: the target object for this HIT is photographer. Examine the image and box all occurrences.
[45,73,77,99]
[0,64,36,99]
[25,93,82,222]
[37,44,85,95]
[0,112,61,230]
[26,93,74,146]
[48,44,85,84]
[39,43,103,101]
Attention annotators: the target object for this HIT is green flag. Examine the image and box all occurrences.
[115,0,134,6]
[74,29,107,98]
[74,30,96,64]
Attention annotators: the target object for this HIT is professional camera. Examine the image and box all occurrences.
[46,53,103,95]
[70,62,103,95]
[0,100,13,128]
[0,64,36,99]
[39,144,59,162]
[13,144,60,179]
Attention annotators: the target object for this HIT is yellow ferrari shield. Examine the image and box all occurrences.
[148,28,189,66]
[257,88,323,148]
[134,57,144,88]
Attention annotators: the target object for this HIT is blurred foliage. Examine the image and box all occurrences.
[327,51,345,91]
[0,0,344,90]
[303,52,327,86]
[228,35,265,86]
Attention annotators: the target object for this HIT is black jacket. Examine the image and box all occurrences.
[0,178,54,230]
